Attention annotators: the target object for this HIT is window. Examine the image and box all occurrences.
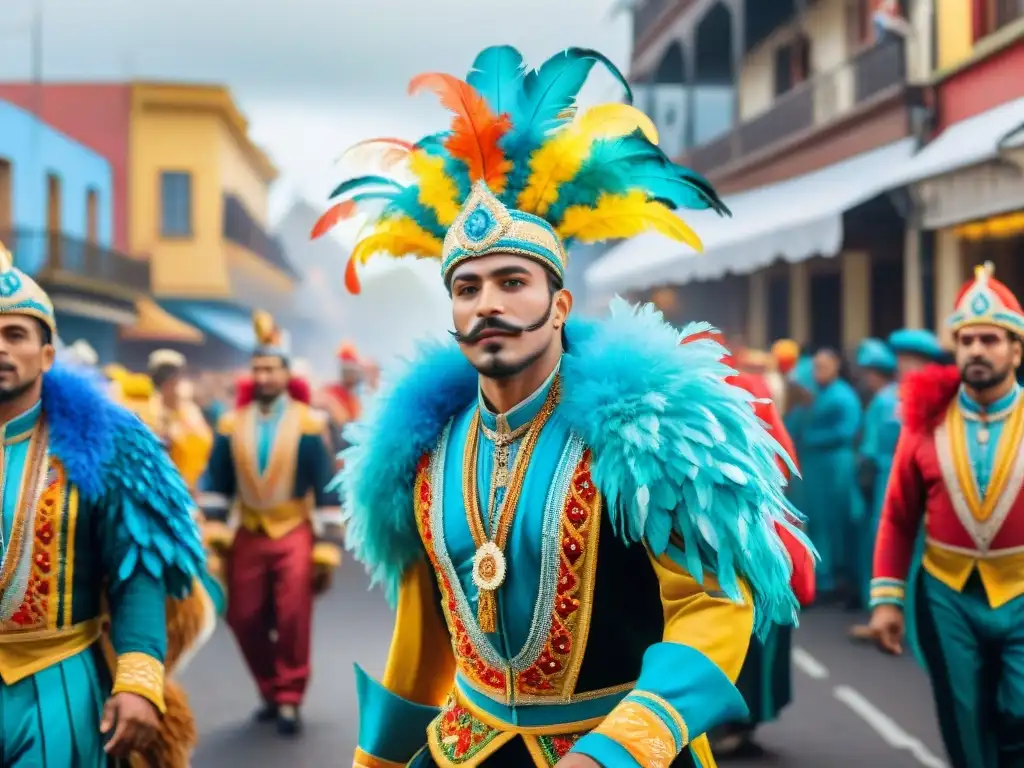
[160,171,193,238]
[86,188,98,244]
[975,0,1024,39]
[846,0,872,50]
[774,36,812,96]
[0,159,11,236]
[47,174,61,262]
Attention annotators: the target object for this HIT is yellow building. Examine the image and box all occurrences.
[126,83,294,299]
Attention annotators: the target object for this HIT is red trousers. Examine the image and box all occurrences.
[226,522,314,706]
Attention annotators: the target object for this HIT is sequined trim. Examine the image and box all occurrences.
[0,459,66,632]
[415,436,508,696]
[427,697,515,766]
[112,652,166,713]
[593,700,678,768]
[516,445,601,699]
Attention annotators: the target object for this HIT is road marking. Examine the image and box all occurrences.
[792,646,829,679]
[833,685,947,768]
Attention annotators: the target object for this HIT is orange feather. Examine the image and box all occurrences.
[344,255,362,294]
[337,137,414,171]
[408,72,512,194]
[310,201,358,240]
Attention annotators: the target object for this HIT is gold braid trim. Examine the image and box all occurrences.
[113,652,167,713]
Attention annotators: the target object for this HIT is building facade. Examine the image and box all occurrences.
[0,98,148,362]
[0,81,298,369]
[587,0,931,354]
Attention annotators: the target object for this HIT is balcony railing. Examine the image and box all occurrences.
[0,228,150,294]
[223,194,299,278]
[684,38,906,175]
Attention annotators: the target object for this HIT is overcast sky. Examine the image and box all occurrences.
[0,0,634,223]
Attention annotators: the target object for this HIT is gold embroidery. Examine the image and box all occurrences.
[628,691,688,747]
[231,401,303,506]
[0,425,48,596]
[112,652,166,713]
[61,486,79,628]
[948,401,1024,522]
[593,701,678,768]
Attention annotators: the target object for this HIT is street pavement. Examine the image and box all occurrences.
[182,567,950,768]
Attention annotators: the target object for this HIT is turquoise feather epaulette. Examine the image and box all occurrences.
[336,299,812,635]
[103,410,206,598]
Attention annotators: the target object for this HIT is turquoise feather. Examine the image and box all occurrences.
[468,45,527,115]
[329,175,404,200]
[335,299,814,637]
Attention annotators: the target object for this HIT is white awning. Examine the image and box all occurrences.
[585,138,917,294]
[887,96,1024,186]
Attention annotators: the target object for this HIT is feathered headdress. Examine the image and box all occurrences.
[252,310,290,362]
[311,45,729,293]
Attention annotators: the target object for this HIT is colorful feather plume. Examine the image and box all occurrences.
[319,44,729,291]
[343,216,444,294]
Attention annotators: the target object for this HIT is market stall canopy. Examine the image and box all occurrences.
[585,138,917,294]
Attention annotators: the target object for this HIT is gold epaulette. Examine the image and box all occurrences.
[300,404,328,436]
[216,411,238,437]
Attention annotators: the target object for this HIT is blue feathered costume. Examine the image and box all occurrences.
[321,45,812,768]
[0,243,205,767]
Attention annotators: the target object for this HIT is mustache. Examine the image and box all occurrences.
[0,362,16,372]
[450,297,554,344]
[965,358,994,369]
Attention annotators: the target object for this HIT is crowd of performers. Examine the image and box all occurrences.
[3,42,1022,768]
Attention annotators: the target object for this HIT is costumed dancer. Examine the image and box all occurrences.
[319,341,364,461]
[0,242,205,766]
[316,44,812,768]
[200,311,342,736]
[783,357,817,520]
[851,338,897,614]
[849,330,944,639]
[801,348,862,599]
[769,339,800,413]
[689,334,815,758]
[870,263,1024,767]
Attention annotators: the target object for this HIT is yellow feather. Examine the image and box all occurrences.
[556,190,703,251]
[408,151,461,226]
[351,216,444,265]
[517,103,661,217]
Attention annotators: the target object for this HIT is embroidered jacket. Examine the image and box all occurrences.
[339,301,809,768]
[202,395,341,536]
[0,364,205,712]
[872,365,1024,610]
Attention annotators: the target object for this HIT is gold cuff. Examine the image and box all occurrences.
[593,699,678,768]
[352,747,405,768]
[112,652,166,713]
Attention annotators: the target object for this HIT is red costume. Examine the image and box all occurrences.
[871,263,1024,768]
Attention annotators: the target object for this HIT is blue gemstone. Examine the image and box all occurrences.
[971,292,991,316]
[463,208,493,241]
[0,270,22,298]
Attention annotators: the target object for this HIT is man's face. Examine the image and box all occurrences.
[449,253,572,380]
[955,325,1020,391]
[251,355,289,403]
[861,368,889,393]
[812,351,840,387]
[0,316,54,402]
[340,363,361,389]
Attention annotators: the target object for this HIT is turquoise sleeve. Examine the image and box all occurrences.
[354,664,438,764]
[106,568,168,662]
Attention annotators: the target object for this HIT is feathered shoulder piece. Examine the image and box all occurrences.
[336,299,806,636]
[901,364,961,433]
[41,364,204,599]
[312,45,729,292]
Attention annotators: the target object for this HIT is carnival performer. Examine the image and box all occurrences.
[871,263,1024,767]
[0,242,205,766]
[688,333,815,758]
[316,44,812,768]
[318,341,364,460]
[849,330,943,637]
[201,310,342,736]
